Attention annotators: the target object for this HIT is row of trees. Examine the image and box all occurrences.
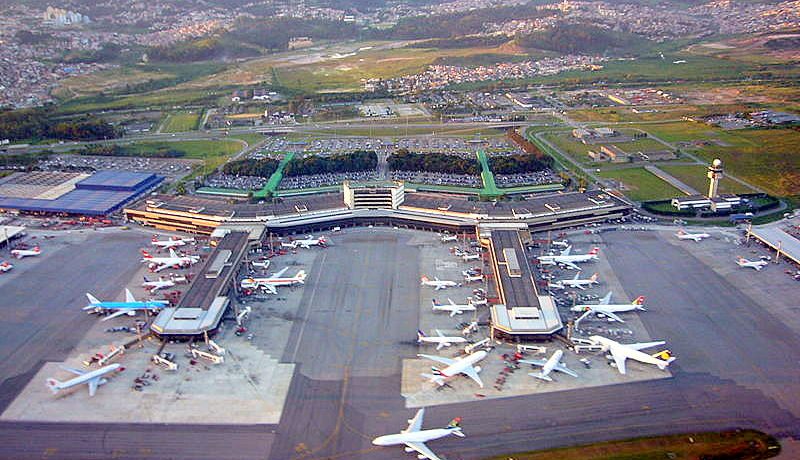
[78,144,184,158]
[222,158,280,177]
[488,154,553,175]
[516,23,640,54]
[148,36,259,63]
[0,109,119,142]
[387,150,480,175]
[284,151,377,177]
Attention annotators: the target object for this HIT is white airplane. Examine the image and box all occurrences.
[736,257,769,271]
[142,275,175,294]
[431,298,476,317]
[589,335,675,375]
[572,292,646,323]
[420,276,459,291]
[419,350,487,388]
[0,261,13,273]
[440,234,458,243]
[550,272,599,290]
[11,246,40,259]
[251,259,271,270]
[240,267,307,294]
[537,246,599,270]
[675,229,710,242]
[83,288,169,321]
[46,363,121,397]
[461,253,480,262]
[151,235,195,249]
[552,240,569,249]
[141,249,199,272]
[372,408,464,460]
[417,330,468,350]
[284,236,327,249]
[463,273,483,283]
[519,350,578,382]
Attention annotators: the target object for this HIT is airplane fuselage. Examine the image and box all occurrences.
[440,350,487,378]
[372,428,459,446]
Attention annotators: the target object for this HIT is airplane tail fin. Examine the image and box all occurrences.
[676,229,686,235]
[295,270,307,283]
[85,293,101,305]
[531,372,553,382]
[633,295,646,308]
[141,250,152,259]
[590,273,599,282]
[45,378,62,393]
[417,330,426,341]
[589,247,600,255]
[446,417,462,429]
[32,246,40,253]
[420,275,430,284]
[421,373,446,386]
[431,299,439,307]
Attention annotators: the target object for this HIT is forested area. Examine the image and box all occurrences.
[222,158,280,177]
[387,150,480,175]
[285,151,377,176]
[0,109,119,142]
[488,154,553,174]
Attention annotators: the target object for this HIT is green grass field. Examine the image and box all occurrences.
[659,164,754,195]
[485,430,780,460]
[161,111,201,133]
[228,133,266,147]
[598,167,684,202]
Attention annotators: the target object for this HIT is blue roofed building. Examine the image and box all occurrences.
[0,171,163,216]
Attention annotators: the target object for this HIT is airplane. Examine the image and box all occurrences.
[46,363,122,397]
[284,236,327,249]
[372,408,464,460]
[417,330,468,350]
[519,349,578,382]
[141,248,200,272]
[0,261,12,273]
[142,275,175,294]
[552,240,569,249]
[432,298,476,317]
[589,335,675,375]
[11,246,40,259]
[675,229,710,242]
[549,272,599,291]
[463,273,483,283]
[572,292,646,323]
[240,267,307,294]
[419,350,487,388]
[83,288,169,321]
[151,235,195,249]
[537,246,599,270]
[461,253,480,262]
[251,259,271,270]
[440,234,458,243]
[736,257,769,271]
[420,276,459,291]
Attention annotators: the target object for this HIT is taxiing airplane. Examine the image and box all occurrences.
[141,248,199,272]
[151,235,195,249]
[537,246,599,270]
[240,267,307,293]
[417,330,468,350]
[11,246,40,259]
[372,408,464,460]
[420,276,459,291]
[589,335,675,375]
[675,229,710,242]
[736,257,769,271]
[519,349,578,382]
[440,234,458,243]
[283,236,327,249]
[432,298,476,317]
[572,292,646,323]
[0,261,13,273]
[46,363,121,397]
[419,350,487,388]
[83,288,169,321]
[142,275,175,294]
[550,272,599,291]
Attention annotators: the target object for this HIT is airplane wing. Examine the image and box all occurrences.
[519,359,547,367]
[404,408,425,433]
[611,351,627,375]
[435,285,445,291]
[404,442,442,460]
[436,342,449,351]
[601,310,625,323]
[449,309,459,317]
[575,309,593,324]
[125,289,136,303]
[60,365,86,376]
[418,354,456,366]
[435,329,445,337]
[599,292,613,305]
[87,377,100,397]
[555,364,579,378]
[153,263,170,273]
[269,267,290,279]
[562,261,580,270]
[627,341,666,351]
[572,272,580,280]
[461,366,484,388]
[447,299,455,305]
[263,284,277,294]
[101,310,132,322]
[560,246,572,256]
[575,284,586,290]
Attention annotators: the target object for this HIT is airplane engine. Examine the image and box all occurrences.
[127,311,136,316]
[474,365,482,373]
[404,447,414,453]
[98,378,109,386]
[418,455,427,459]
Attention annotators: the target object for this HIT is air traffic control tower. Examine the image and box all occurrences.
[707,158,724,199]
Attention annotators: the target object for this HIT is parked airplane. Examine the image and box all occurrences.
[372,408,464,460]
[46,363,121,397]
[283,236,327,249]
[550,272,599,290]
[463,273,483,283]
[240,267,307,293]
[151,236,195,249]
[83,288,169,321]
[11,246,40,259]
[572,292,646,323]
[0,261,12,273]
[432,298,476,317]
[552,240,569,249]
[461,253,480,262]
[419,350,487,387]
[519,350,578,382]
[417,330,468,350]
[251,259,271,270]
[537,246,599,270]
[675,229,710,242]
[141,248,199,272]
[420,276,459,291]
[440,234,458,243]
[736,257,769,271]
[142,275,175,294]
[589,335,675,375]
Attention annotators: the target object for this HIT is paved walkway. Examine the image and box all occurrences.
[644,165,700,196]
